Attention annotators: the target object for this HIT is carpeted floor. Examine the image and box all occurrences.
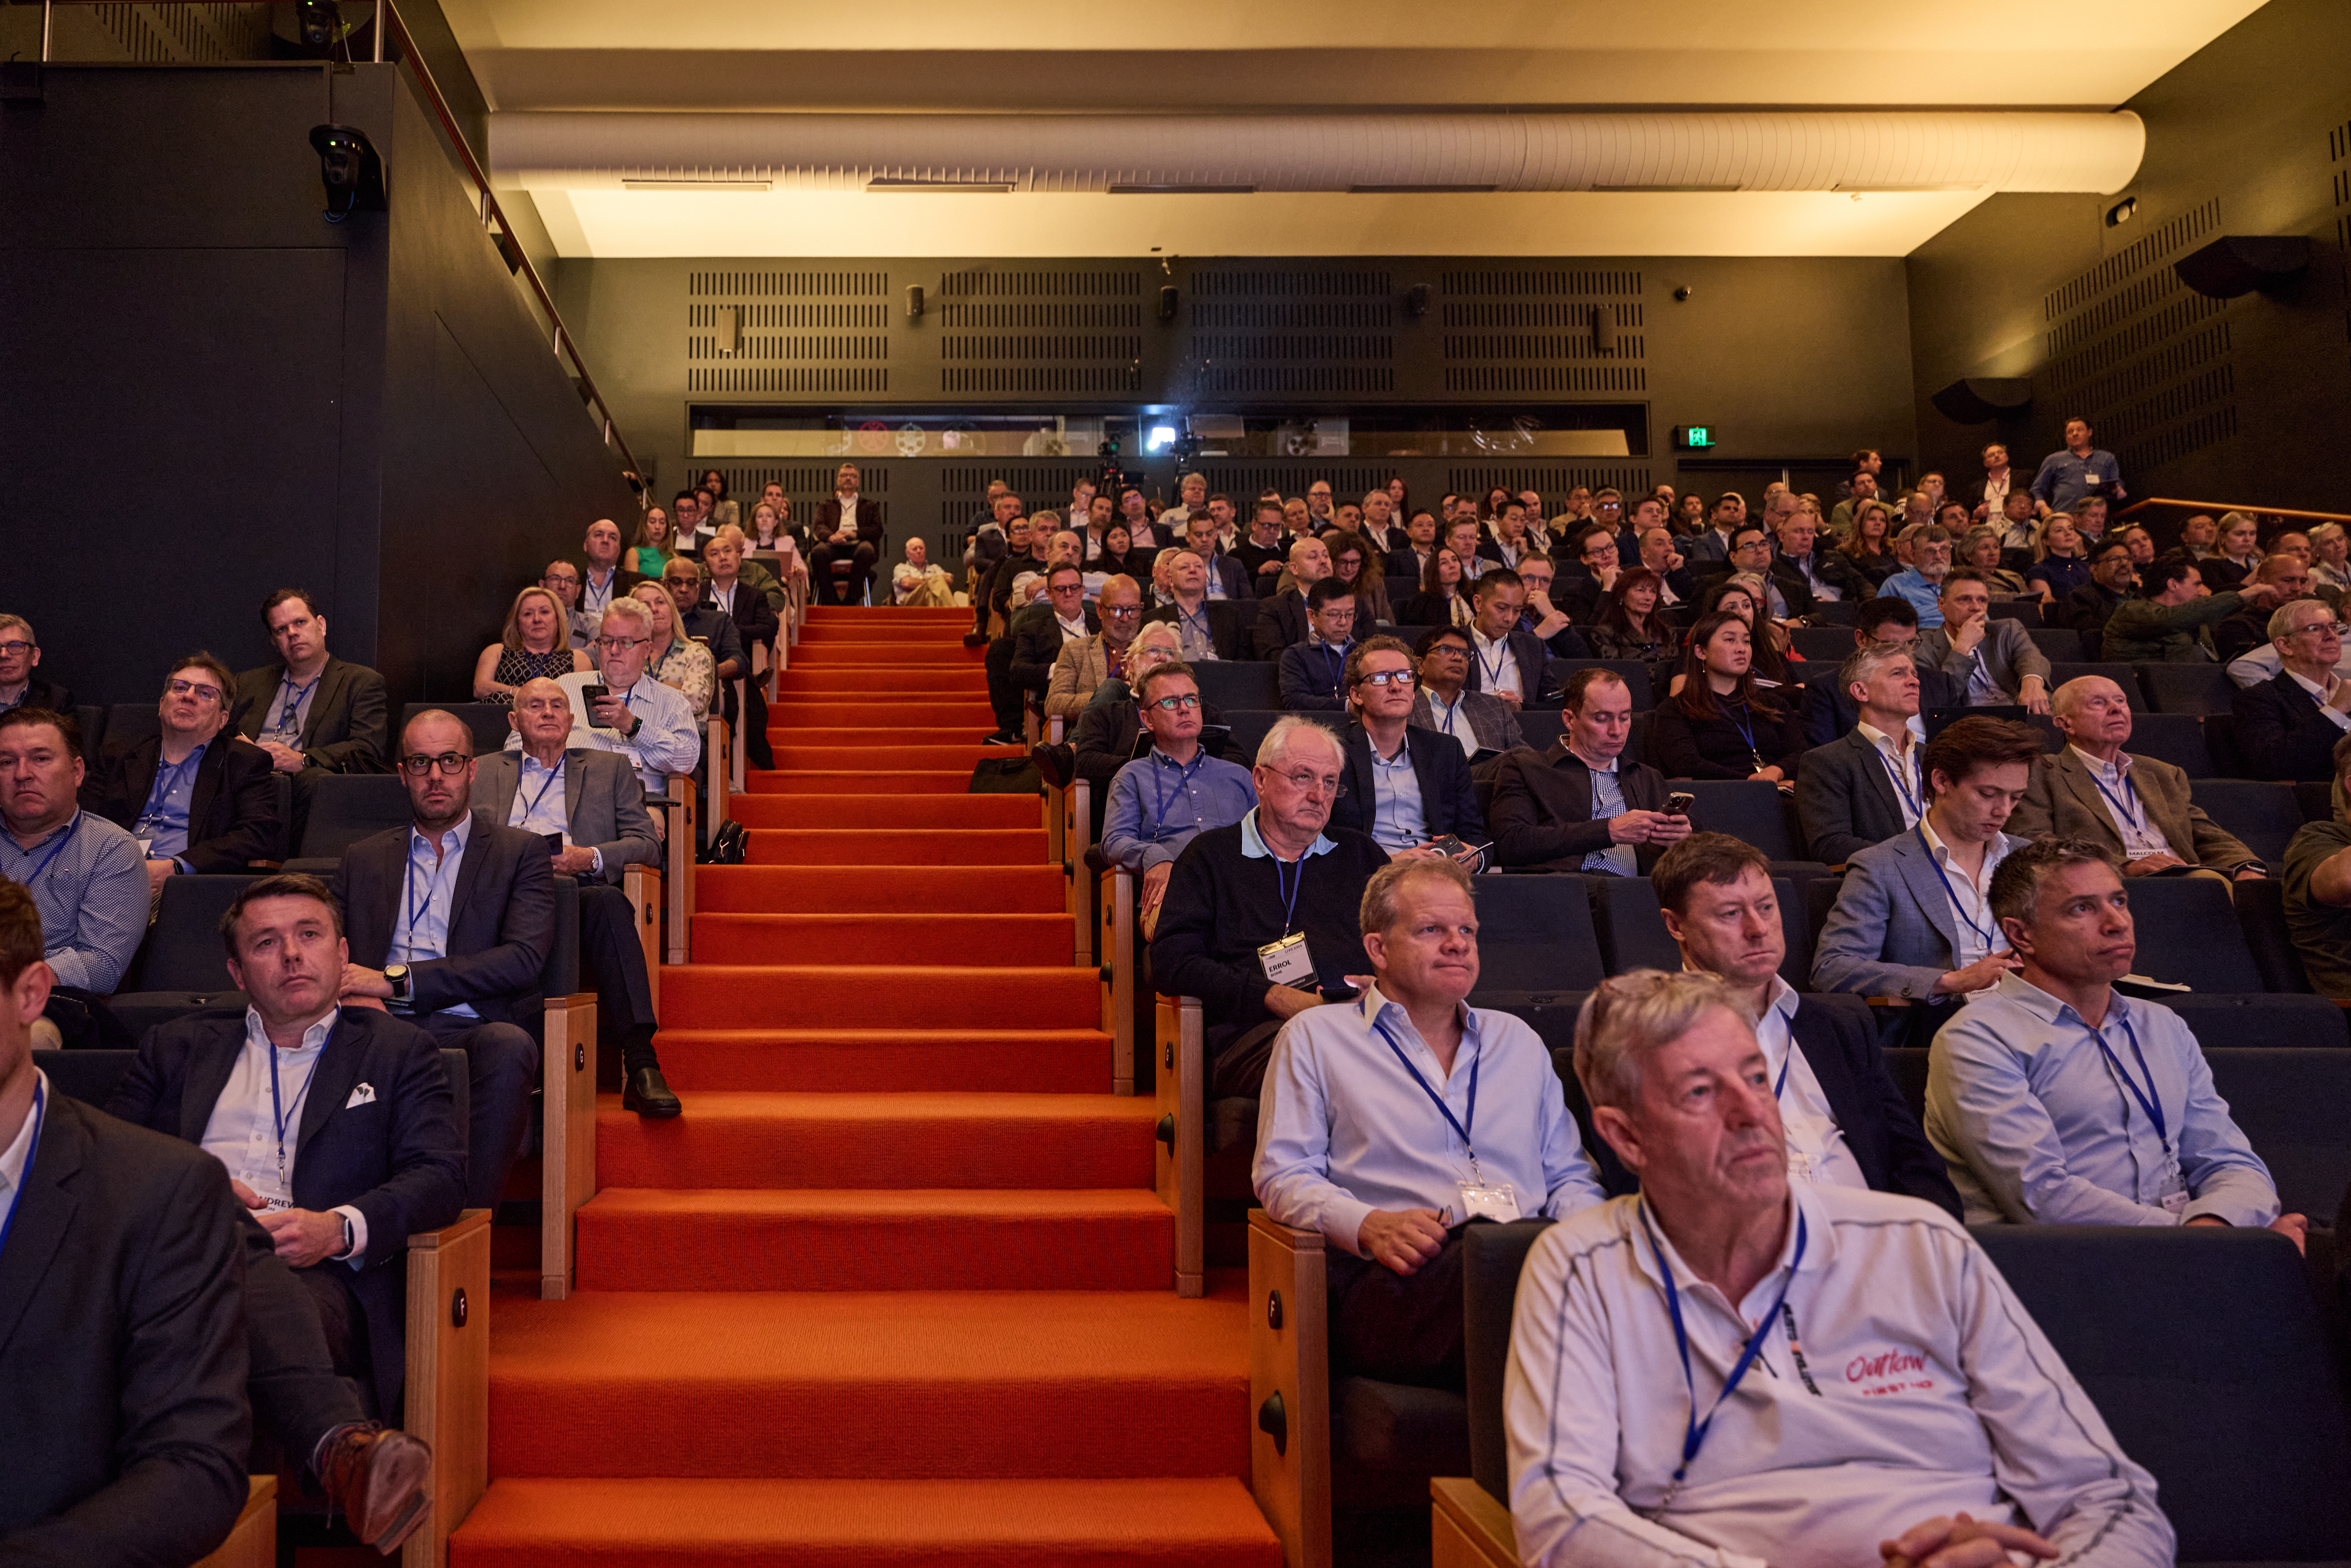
[450,605,1279,1566]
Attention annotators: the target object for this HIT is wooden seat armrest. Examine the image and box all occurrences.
[1154,996,1204,1297]
[1430,1477,1518,1568]
[403,1209,491,1566]
[190,1476,276,1568]
[1250,1208,1332,1568]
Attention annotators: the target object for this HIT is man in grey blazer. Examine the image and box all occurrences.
[1409,625,1526,759]
[1795,643,1929,865]
[1813,718,2045,1038]
[478,680,679,1117]
[1913,569,2052,714]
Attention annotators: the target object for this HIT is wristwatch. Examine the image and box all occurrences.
[384,964,411,1004]
[336,1215,356,1259]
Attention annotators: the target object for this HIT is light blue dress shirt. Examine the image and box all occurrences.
[1876,569,1947,629]
[1366,738,1427,853]
[1581,756,1636,877]
[259,674,322,747]
[0,810,147,993]
[393,814,478,1019]
[1255,986,1605,1254]
[509,670,702,797]
[135,741,208,862]
[1101,747,1257,873]
[1926,972,2278,1228]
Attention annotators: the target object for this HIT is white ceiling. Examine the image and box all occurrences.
[443,0,2267,259]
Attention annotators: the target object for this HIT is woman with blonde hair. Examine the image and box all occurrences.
[631,583,715,719]
[473,585,591,705]
[2025,514,2090,602]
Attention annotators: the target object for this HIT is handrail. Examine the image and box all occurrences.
[2119,497,2351,527]
[377,1,645,505]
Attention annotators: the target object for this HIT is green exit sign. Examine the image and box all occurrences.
[1673,425,1717,450]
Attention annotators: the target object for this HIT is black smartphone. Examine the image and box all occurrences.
[581,685,610,709]
[1666,792,1696,815]
[541,833,565,855]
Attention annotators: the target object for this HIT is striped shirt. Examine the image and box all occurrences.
[0,810,149,993]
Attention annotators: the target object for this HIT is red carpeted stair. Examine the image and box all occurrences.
[452,604,1276,1567]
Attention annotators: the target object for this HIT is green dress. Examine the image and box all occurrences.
[629,544,675,578]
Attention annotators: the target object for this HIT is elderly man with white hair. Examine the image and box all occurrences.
[512,598,701,810]
[1257,857,1603,1388]
[1152,716,1391,1100]
[891,536,956,607]
[1505,967,2176,1568]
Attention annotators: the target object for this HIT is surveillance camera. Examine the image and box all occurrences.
[309,123,385,222]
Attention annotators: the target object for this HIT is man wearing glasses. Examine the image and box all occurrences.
[541,560,595,650]
[516,600,702,807]
[1100,663,1257,934]
[1044,575,1145,720]
[2233,599,2351,782]
[0,615,72,714]
[334,710,553,1211]
[1326,635,1490,867]
[82,654,282,898]
[1409,626,1525,760]
[233,588,393,779]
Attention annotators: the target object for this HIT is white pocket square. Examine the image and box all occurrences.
[344,1083,377,1109]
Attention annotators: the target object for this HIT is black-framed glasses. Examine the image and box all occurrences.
[165,679,224,703]
[594,635,651,650]
[0,639,32,658]
[399,753,471,777]
[1358,669,1418,688]
[1148,693,1202,712]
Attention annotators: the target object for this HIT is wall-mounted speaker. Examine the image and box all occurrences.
[1405,283,1431,318]
[906,284,925,319]
[1930,376,2034,425]
[2173,235,2310,299]
[715,305,740,355]
[1592,303,1616,356]
[1159,284,1180,322]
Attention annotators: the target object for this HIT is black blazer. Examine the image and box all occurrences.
[1386,546,1436,588]
[1801,662,1963,750]
[1392,589,1472,630]
[2232,669,2346,782]
[1489,740,1671,872]
[1794,727,1920,865]
[1327,723,1491,854]
[811,497,886,549]
[232,655,392,774]
[1788,993,1962,1216]
[80,731,282,870]
[109,1007,466,1420]
[14,675,75,713]
[1649,694,1809,780]
[1009,602,1100,691]
[0,1092,251,1558]
[332,812,556,1028]
[1252,590,1312,660]
[1464,628,1551,705]
[1141,599,1247,661]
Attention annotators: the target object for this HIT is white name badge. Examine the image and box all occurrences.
[238,1170,294,1213]
[1457,1181,1520,1223]
[2161,1188,2190,1217]
[1259,933,1316,988]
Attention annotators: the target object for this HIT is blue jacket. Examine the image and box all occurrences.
[1278,638,1355,711]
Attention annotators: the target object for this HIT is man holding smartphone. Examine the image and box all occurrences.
[1489,668,1691,874]
[515,599,701,820]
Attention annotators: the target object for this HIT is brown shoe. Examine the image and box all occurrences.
[314,1423,433,1554]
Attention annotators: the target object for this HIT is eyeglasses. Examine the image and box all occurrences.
[399,753,471,777]
[1148,693,1202,712]
[542,573,580,588]
[1103,603,1142,617]
[2291,621,2344,636]
[0,640,32,657]
[1427,644,1470,659]
[594,635,651,650]
[165,679,223,703]
[1358,669,1418,688]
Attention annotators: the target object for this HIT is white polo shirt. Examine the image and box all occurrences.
[1506,1181,2173,1568]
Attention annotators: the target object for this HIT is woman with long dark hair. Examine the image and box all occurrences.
[1329,533,1394,624]
[1694,577,1797,686]
[1584,569,1677,667]
[1393,547,1476,628]
[1097,521,1142,580]
[1651,610,1809,783]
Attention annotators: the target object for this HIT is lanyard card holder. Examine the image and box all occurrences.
[1456,1179,1519,1223]
[1258,932,1315,987]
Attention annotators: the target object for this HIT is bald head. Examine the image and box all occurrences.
[510,677,575,757]
[1289,536,1331,588]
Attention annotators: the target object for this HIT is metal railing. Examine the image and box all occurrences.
[2120,497,2351,527]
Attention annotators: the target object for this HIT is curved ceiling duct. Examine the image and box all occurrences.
[490,110,2144,195]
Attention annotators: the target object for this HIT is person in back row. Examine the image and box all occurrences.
[1099,662,1256,935]
[1255,857,1604,1390]
[2100,552,2279,664]
[235,588,393,783]
[1505,967,2175,1568]
[1489,668,1689,875]
[1916,568,2051,713]
[1928,838,2299,1246]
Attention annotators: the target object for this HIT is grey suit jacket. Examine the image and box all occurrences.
[1916,619,2050,704]
[1794,728,1921,865]
[471,749,659,885]
[1409,689,1524,754]
[1811,828,2029,1000]
[233,654,391,774]
[2007,748,2260,874]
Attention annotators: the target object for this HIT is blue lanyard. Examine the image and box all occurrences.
[268,1029,330,1186]
[2085,765,2148,837]
[2089,1012,2168,1148]
[1878,742,1921,818]
[0,1080,46,1263]
[1475,636,1511,691]
[273,675,321,736]
[1179,603,1211,641]
[1272,850,1307,936]
[400,831,460,959]
[1644,1203,1808,1507]
[1428,692,1463,738]
[136,747,205,834]
[1318,640,1349,692]
[1149,751,1205,833]
[1373,1017,1479,1163]
[520,760,565,828]
[1723,700,1759,759]
[21,813,82,883]
[1916,826,1999,952]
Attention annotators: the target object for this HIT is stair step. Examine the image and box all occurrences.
[767,702,999,726]
[763,726,995,747]
[744,770,978,795]
[692,865,1065,914]
[653,1027,1109,1094]
[727,793,1040,831]
[775,670,989,695]
[451,1477,1280,1566]
[486,1288,1251,1479]
[788,646,987,667]
[597,1091,1155,1189]
[745,827,1048,867]
[769,744,1010,771]
[578,1188,1172,1291]
[693,913,1072,966]
[804,605,972,622]
[659,965,1098,1029]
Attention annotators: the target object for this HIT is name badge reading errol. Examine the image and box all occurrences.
[1258,933,1316,987]
[1457,1180,1520,1223]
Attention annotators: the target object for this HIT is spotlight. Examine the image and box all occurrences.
[1146,426,1178,453]
[296,0,342,48]
[309,123,385,222]
[2105,196,2138,228]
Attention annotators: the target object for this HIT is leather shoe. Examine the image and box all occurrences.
[1031,743,1076,790]
[962,630,990,647]
[313,1423,432,1554]
[624,1064,683,1118]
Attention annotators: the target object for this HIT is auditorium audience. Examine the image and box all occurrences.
[2212,553,2315,666]
[997,563,1098,740]
[1768,492,1867,607]
[1876,524,1955,628]
[335,709,552,1211]
[0,708,145,1012]
[1688,577,1796,687]
[2233,598,2351,781]
[1650,611,1807,783]
[1914,569,2052,713]
[2197,510,2263,593]
[1255,857,1602,1389]
[1581,569,1677,673]
[1095,522,1146,583]
[808,463,884,605]
[577,518,645,618]
[0,880,260,1564]
[1682,492,1749,566]
[662,555,749,694]
[632,582,715,719]
[2022,514,2091,602]
[1836,497,1900,586]
[1636,520,1702,610]
[1826,469,1885,536]
[1385,508,1440,588]
[1050,623,1221,795]
[1654,834,1958,1211]
[1276,580,1359,712]
[1143,548,1246,662]
[1150,716,1391,1101]
[1928,839,2294,1244]
[1233,499,1292,588]
[1100,662,1256,933]
[696,527,780,767]
[1410,625,1524,759]
[1394,547,1476,629]
[1328,533,1393,626]
[1812,716,2041,1008]
[1326,636,1489,864]
[1507,967,2174,1568]
[236,588,393,778]
[2283,730,2351,996]
[1959,525,2032,597]
[1044,575,1142,720]
[2011,676,2262,880]
[892,537,956,607]
[1696,523,1784,617]
[1508,555,1584,656]
[1976,439,2022,518]
[82,653,280,893]
[2311,523,2351,594]
[2098,552,2277,663]
[1466,570,1547,706]
[2053,539,2137,643]
[541,560,593,650]
[630,506,677,579]
[1794,642,1926,864]
[522,600,701,803]
[479,679,679,1116]
[0,614,71,712]
[1490,668,1689,874]
[473,586,592,705]
[1252,536,1333,658]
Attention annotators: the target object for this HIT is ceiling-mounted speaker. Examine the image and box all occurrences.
[1930,376,2035,426]
[1159,284,1180,322]
[1404,283,1431,318]
[1591,303,1616,356]
[2174,235,2311,298]
[715,305,741,355]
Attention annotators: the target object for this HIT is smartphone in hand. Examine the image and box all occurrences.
[1665,792,1696,816]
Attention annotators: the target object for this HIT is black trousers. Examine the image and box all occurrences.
[809,541,878,604]
[241,1218,369,1465]
[1324,1222,1479,1391]
[578,880,660,1074]
[414,1010,539,1211]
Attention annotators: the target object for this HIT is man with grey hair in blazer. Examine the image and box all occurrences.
[1812,717,2046,1039]
[476,678,679,1118]
[1912,568,2053,714]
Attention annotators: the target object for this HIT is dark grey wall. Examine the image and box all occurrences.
[0,63,633,708]
[1907,0,2351,517]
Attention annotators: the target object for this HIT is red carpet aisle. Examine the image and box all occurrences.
[450,605,1280,1565]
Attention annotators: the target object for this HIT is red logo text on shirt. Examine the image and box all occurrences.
[1846,1347,1934,1396]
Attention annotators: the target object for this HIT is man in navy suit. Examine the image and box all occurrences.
[1801,597,1964,749]
[1325,635,1491,866]
[81,652,282,894]
[334,710,553,1211]
[1654,833,1959,1214]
